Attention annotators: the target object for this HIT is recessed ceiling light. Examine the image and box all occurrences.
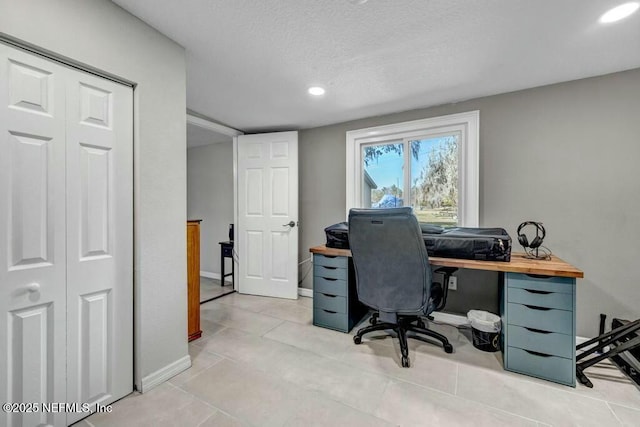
[599,2,639,23]
[308,86,325,96]
[349,0,369,4]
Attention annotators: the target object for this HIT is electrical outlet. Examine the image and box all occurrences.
[448,276,458,291]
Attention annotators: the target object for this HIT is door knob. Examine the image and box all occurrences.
[282,221,296,227]
[26,282,40,293]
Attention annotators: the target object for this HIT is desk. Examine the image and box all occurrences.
[219,241,234,287]
[309,244,584,387]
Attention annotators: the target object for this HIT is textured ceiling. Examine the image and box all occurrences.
[113,0,640,132]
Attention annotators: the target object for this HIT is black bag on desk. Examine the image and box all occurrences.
[325,222,350,249]
[423,227,512,262]
[324,221,511,261]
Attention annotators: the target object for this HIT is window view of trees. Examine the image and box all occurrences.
[411,136,458,225]
[363,142,405,208]
[362,135,459,226]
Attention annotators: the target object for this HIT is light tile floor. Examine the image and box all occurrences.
[200,277,234,303]
[78,294,640,426]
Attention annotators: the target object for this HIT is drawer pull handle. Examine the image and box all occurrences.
[323,255,337,259]
[322,309,337,314]
[524,289,552,295]
[524,349,553,358]
[524,304,551,311]
[524,327,552,334]
[321,266,337,270]
[525,274,552,279]
[322,277,337,281]
[322,293,337,298]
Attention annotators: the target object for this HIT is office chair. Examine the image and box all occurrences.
[349,207,457,367]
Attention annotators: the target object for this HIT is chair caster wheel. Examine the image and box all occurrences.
[444,344,453,354]
[353,336,362,345]
[416,319,425,329]
[369,316,377,325]
[401,356,410,368]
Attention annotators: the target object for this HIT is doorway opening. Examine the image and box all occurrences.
[186,113,242,303]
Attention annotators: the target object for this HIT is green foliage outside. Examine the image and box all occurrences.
[364,137,458,226]
[411,136,458,211]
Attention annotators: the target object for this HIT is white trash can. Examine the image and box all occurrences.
[467,310,502,352]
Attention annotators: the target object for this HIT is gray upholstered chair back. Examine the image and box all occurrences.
[348,208,432,319]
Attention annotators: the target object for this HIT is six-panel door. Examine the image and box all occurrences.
[0,43,133,426]
[237,131,299,299]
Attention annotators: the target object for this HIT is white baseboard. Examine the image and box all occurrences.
[139,354,191,393]
[298,287,312,298]
[201,270,232,284]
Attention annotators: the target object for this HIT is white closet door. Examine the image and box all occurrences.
[65,71,133,423]
[0,44,67,427]
[1,43,133,426]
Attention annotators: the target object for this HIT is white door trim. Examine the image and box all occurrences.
[187,112,243,292]
[0,33,134,87]
[186,113,243,137]
[233,136,238,291]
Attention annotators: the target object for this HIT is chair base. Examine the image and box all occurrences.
[353,315,453,367]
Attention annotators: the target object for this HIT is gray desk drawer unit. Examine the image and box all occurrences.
[503,273,576,386]
[313,254,367,333]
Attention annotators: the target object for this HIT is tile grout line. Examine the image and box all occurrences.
[605,401,624,426]
[259,318,287,337]
[453,365,624,424]
[161,380,225,422]
[170,358,257,426]
[382,370,544,425]
[454,363,459,396]
[603,400,640,411]
[461,358,630,408]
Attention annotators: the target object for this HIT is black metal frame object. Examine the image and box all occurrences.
[575,318,640,388]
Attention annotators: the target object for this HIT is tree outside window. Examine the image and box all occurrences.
[362,135,459,226]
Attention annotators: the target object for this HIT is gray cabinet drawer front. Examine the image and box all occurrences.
[506,347,574,386]
[507,325,574,359]
[314,265,348,281]
[314,292,347,313]
[314,308,348,332]
[314,254,348,269]
[314,276,348,297]
[508,303,572,335]
[506,273,574,295]
[508,287,573,311]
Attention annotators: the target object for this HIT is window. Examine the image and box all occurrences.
[346,111,479,227]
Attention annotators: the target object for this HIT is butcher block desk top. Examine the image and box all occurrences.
[309,245,583,279]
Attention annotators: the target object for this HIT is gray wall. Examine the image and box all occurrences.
[187,143,234,277]
[1,0,188,389]
[299,68,640,337]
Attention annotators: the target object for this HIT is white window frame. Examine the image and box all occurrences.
[346,111,479,226]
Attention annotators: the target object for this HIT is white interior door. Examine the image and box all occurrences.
[0,43,67,427]
[0,43,133,426]
[64,67,133,424]
[237,131,298,299]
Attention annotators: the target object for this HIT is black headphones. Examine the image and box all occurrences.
[517,221,546,249]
